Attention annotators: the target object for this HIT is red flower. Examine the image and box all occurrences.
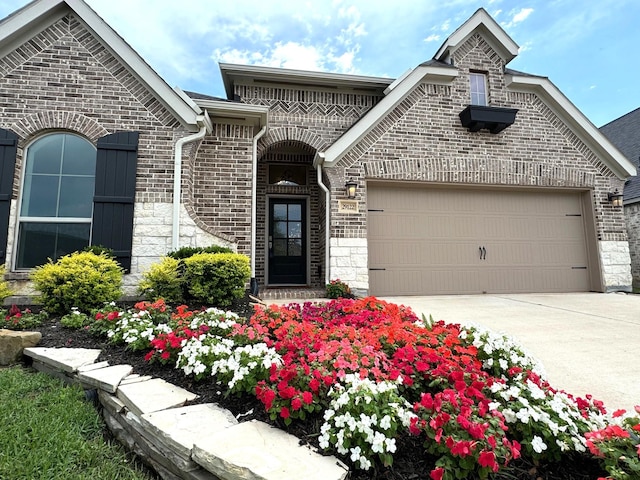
[478,450,498,472]
[612,409,626,418]
[302,391,313,404]
[291,398,302,411]
[430,467,444,480]
[280,407,290,419]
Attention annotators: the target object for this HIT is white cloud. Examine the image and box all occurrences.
[501,7,534,29]
[424,34,441,42]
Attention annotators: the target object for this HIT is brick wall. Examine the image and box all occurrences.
[0,14,225,291]
[625,203,640,288]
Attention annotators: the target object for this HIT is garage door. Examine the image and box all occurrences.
[367,184,592,295]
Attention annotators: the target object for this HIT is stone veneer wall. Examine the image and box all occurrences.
[624,203,640,289]
[598,241,633,292]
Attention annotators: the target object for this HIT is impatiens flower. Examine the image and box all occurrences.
[280,407,290,419]
[478,450,498,471]
[430,467,444,480]
[531,435,547,454]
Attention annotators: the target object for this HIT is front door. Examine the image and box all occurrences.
[268,198,307,285]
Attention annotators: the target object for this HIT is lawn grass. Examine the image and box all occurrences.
[0,366,154,480]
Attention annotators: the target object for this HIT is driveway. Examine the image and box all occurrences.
[381,293,640,413]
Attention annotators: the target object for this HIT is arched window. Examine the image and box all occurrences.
[15,133,96,269]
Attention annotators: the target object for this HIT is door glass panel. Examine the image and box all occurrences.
[288,239,302,256]
[288,204,301,221]
[288,222,302,239]
[273,204,287,221]
[273,221,287,238]
[273,239,287,256]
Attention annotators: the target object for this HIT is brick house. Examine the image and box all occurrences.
[0,0,635,298]
[601,108,640,289]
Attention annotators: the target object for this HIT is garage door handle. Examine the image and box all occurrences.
[479,246,487,260]
[369,268,386,271]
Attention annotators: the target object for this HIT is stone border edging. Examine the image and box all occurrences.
[23,347,348,480]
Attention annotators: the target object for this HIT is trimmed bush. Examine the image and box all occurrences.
[31,251,123,315]
[138,256,184,303]
[183,253,250,307]
[167,245,233,260]
[0,266,13,303]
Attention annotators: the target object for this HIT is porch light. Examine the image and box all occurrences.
[608,190,624,207]
[345,179,358,199]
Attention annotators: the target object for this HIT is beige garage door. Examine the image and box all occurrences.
[368,184,592,296]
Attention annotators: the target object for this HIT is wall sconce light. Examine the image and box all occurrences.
[345,179,357,199]
[608,190,624,207]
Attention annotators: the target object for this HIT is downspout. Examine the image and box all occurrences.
[172,118,208,250]
[316,157,331,286]
[250,125,268,296]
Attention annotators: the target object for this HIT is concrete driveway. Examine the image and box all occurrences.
[381,293,640,413]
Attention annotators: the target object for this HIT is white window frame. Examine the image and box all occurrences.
[13,132,96,271]
[470,72,488,106]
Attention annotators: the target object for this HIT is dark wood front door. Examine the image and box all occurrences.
[268,198,306,284]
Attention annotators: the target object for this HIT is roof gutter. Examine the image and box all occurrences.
[172,113,211,250]
[315,153,331,286]
[250,125,268,295]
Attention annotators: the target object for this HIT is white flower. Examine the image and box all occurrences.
[350,446,362,462]
[379,414,392,430]
[531,435,547,453]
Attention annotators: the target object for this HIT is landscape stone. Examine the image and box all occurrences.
[0,329,41,365]
[192,420,348,480]
[117,377,198,417]
[23,347,101,372]
[99,390,126,414]
[141,404,238,459]
[78,364,133,393]
[77,360,110,372]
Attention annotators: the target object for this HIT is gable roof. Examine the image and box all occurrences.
[0,0,204,131]
[315,10,635,180]
[600,107,640,202]
[435,8,519,64]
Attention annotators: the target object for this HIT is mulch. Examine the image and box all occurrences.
[26,296,607,480]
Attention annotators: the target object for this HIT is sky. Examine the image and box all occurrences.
[1,0,638,127]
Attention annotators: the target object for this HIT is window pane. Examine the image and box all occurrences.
[28,135,63,174]
[21,174,58,217]
[16,222,90,269]
[62,135,96,175]
[59,176,95,217]
[268,165,308,186]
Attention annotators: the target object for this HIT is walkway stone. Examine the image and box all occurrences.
[78,364,133,393]
[117,377,198,417]
[141,404,238,459]
[0,329,41,365]
[23,347,101,372]
[192,420,348,480]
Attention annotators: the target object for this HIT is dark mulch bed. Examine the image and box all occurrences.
[28,295,606,480]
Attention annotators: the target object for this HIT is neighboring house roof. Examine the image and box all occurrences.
[219,63,394,100]
[312,8,635,180]
[0,0,204,131]
[600,107,640,203]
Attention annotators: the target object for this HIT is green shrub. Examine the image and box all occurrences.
[82,244,115,259]
[326,279,352,299]
[0,265,13,303]
[183,253,250,307]
[138,256,184,303]
[31,251,123,315]
[167,245,233,260]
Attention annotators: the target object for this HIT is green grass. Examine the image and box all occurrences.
[0,366,154,480]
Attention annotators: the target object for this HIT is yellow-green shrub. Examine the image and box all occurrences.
[183,253,250,307]
[138,256,184,303]
[30,251,123,314]
[0,266,13,303]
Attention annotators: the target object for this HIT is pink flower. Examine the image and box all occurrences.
[280,407,290,419]
[429,467,444,480]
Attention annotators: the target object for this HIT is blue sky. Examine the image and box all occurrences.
[1,0,638,127]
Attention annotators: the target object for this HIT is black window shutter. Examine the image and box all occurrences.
[0,128,17,265]
[92,131,139,272]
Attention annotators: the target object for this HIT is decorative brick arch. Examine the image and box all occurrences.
[10,111,109,145]
[257,127,326,158]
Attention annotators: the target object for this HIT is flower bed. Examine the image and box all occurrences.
[88,297,639,480]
